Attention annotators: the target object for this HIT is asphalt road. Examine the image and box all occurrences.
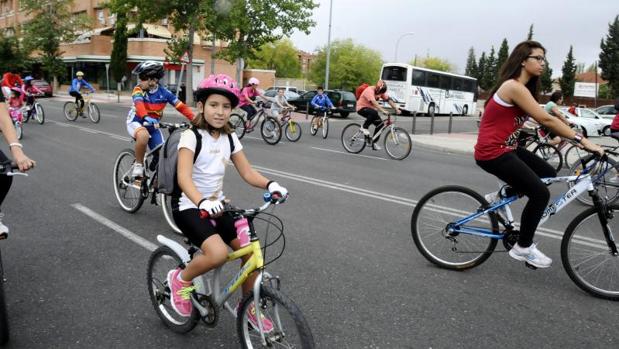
[1,99,617,348]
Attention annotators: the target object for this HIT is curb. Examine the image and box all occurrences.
[411,139,475,155]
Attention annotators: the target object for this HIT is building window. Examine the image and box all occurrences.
[108,13,116,26]
[97,10,105,25]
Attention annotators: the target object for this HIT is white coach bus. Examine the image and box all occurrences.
[380,63,478,116]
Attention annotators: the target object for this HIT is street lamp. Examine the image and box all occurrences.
[324,0,333,89]
[394,32,414,62]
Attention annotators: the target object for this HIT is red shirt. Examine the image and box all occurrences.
[474,94,528,161]
[611,112,619,131]
[2,73,23,88]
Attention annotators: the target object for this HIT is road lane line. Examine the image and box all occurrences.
[71,203,157,251]
[311,147,388,160]
[48,120,132,141]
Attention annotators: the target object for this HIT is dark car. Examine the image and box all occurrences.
[288,89,356,118]
[32,79,53,97]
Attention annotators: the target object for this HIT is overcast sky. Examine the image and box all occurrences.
[290,0,618,77]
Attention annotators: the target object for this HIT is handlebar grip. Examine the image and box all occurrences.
[199,210,209,219]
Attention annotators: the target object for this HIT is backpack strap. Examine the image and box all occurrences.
[191,126,202,163]
[228,133,235,155]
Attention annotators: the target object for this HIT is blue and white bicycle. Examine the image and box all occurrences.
[411,152,619,300]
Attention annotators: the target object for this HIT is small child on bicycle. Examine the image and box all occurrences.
[7,87,23,123]
[270,87,296,120]
[22,76,43,108]
[167,73,288,333]
[125,61,194,179]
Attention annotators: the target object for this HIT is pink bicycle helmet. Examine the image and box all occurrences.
[195,74,240,107]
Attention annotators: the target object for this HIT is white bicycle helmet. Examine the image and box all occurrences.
[248,77,260,86]
[132,61,165,80]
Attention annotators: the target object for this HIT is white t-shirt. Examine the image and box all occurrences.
[177,129,243,211]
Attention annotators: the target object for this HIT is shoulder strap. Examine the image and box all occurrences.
[228,133,235,154]
[191,127,202,163]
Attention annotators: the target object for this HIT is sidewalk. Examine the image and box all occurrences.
[412,132,477,154]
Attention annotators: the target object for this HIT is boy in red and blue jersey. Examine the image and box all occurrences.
[126,61,194,178]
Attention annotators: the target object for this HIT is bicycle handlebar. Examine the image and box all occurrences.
[142,120,190,129]
[199,192,285,219]
[0,161,26,177]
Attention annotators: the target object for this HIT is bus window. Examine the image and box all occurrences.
[439,75,452,90]
[381,66,407,81]
[427,73,440,88]
[412,70,426,86]
[453,78,463,91]
[463,79,473,92]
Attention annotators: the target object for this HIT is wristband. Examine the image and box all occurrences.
[573,133,583,143]
[9,143,22,148]
[266,180,274,190]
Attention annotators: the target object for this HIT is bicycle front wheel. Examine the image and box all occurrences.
[562,205,619,300]
[147,246,200,333]
[89,103,100,123]
[34,103,45,124]
[159,193,182,235]
[260,117,282,145]
[113,149,145,213]
[340,123,366,154]
[230,112,246,139]
[411,185,499,270]
[63,102,78,121]
[237,285,315,349]
[568,155,619,206]
[284,121,302,142]
[532,143,563,172]
[384,127,412,160]
[14,122,22,140]
[321,117,329,139]
[564,143,586,170]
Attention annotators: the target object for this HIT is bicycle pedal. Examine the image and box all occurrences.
[524,262,538,270]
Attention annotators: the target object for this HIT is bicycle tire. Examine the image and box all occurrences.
[237,285,315,349]
[63,101,78,121]
[0,250,9,345]
[14,122,22,140]
[230,112,246,140]
[22,109,29,123]
[147,246,200,333]
[89,103,101,123]
[564,143,587,170]
[35,103,45,124]
[309,116,319,136]
[384,127,412,160]
[532,143,563,172]
[340,123,366,154]
[568,155,619,206]
[260,117,282,145]
[561,204,619,300]
[321,117,328,139]
[113,149,145,213]
[411,185,499,270]
[284,121,302,142]
[159,193,182,235]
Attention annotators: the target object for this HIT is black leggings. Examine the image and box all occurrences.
[69,91,84,110]
[0,151,13,213]
[240,105,257,121]
[476,148,557,247]
[358,107,384,138]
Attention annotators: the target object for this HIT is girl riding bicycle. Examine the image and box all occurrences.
[475,40,603,268]
[167,74,288,333]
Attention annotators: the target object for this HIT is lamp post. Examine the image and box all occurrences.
[394,32,414,62]
[324,0,333,89]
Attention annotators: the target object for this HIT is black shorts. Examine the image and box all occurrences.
[172,208,238,247]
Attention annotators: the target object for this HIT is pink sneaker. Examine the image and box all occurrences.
[242,302,274,333]
[166,268,195,317]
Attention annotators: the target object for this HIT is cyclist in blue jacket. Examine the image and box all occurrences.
[68,71,95,116]
[310,87,335,128]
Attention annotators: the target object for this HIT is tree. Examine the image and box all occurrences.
[599,15,619,97]
[109,0,130,92]
[540,65,553,94]
[559,46,577,99]
[412,56,455,72]
[496,39,509,75]
[527,24,534,40]
[482,47,496,90]
[0,36,25,74]
[477,52,487,89]
[464,47,477,77]
[204,0,318,82]
[20,0,91,88]
[246,39,301,78]
[575,62,585,75]
[309,39,382,90]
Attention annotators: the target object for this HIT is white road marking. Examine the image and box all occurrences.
[71,203,157,251]
[48,120,132,141]
[311,147,388,160]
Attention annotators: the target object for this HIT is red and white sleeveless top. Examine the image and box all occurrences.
[474,94,528,161]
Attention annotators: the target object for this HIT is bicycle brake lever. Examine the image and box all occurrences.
[7,172,28,177]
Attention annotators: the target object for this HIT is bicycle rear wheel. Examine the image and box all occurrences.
[0,250,9,345]
[14,122,22,140]
[411,185,499,270]
[284,121,302,142]
[340,123,366,154]
[147,246,200,333]
[384,127,412,160]
[159,193,182,235]
[532,143,563,172]
[113,149,145,213]
[309,116,319,136]
[561,204,619,300]
[321,117,328,139]
[63,102,78,121]
[237,285,315,349]
[89,103,100,123]
[230,112,246,139]
[568,155,619,206]
[34,103,45,124]
[260,117,282,145]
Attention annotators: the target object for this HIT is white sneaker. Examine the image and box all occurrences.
[0,212,8,238]
[509,243,552,268]
[131,163,144,178]
[360,127,370,136]
[371,143,382,151]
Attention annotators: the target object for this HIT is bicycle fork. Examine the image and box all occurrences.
[591,191,619,255]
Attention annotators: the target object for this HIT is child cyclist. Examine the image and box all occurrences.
[270,87,296,120]
[126,61,194,178]
[167,74,288,332]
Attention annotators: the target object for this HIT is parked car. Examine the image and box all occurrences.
[263,89,300,101]
[557,107,611,137]
[288,89,356,118]
[595,104,617,119]
[265,86,299,94]
[32,79,53,97]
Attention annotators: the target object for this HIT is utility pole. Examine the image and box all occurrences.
[324,0,333,89]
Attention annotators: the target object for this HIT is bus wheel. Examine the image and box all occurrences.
[427,104,435,117]
[462,105,468,116]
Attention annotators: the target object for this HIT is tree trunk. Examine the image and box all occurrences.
[236,58,244,85]
[52,76,59,96]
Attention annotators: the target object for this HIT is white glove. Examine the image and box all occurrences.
[198,199,224,216]
[267,181,288,202]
